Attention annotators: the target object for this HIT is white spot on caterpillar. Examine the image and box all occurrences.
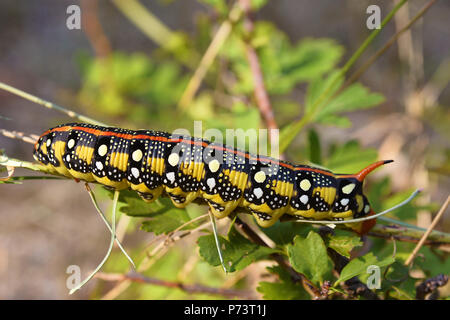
[66,154,71,162]
[254,171,266,183]
[96,161,103,170]
[166,172,175,183]
[207,178,216,190]
[169,153,181,167]
[98,144,108,157]
[300,179,311,191]
[208,159,220,173]
[340,198,349,206]
[67,139,75,149]
[46,138,51,147]
[364,204,370,213]
[254,187,263,199]
[132,149,143,162]
[342,183,355,194]
[131,167,140,178]
[300,194,309,204]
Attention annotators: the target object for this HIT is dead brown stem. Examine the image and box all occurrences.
[96,271,257,299]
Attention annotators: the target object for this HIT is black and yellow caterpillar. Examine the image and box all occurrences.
[33,123,392,234]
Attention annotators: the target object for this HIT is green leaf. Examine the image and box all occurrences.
[414,246,450,277]
[305,71,344,116]
[307,129,322,165]
[324,140,378,174]
[257,266,310,300]
[140,208,194,235]
[315,83,385,122]
[197,225,276,272]
[261,221,314,246]
[287,231,333,285]
[334,252,395,286]
[315,114,352,128]
[327,235,363,258]
[278,39,344,85]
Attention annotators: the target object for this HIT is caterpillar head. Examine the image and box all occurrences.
[33,131,52,165]
[336,160,393,235]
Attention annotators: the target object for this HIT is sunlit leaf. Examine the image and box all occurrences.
[198,225,276,272]
[287,231,333,285]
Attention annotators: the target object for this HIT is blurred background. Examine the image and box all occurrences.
[0,0,448,299]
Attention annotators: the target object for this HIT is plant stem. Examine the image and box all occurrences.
[0,82,107,126]
[279,0,410,154]
[69,190,120,294]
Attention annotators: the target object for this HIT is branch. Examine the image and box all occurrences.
[368,219,450,248]
[95,271,257,299]
[178,3,242,110]
[0,82,107,126]
[238,0,278,134]
[343,0,437,91]
[405,195,450,266]
[81,0,112,58]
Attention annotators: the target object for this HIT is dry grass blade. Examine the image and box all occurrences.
[405,195,450,266]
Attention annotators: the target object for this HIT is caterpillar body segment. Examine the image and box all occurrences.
[34,123,391,233]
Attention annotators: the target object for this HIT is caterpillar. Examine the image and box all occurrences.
[33,123,392,234]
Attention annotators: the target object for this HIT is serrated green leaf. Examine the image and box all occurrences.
[328,235,363,258]
[287,231,333,285]
[305,71,344,116]
[257,266,310,300]
[198,225,276,272]
[315,83,385,121]
[334,252,395,286]
[140,208,193,235]
[261,221,314,246]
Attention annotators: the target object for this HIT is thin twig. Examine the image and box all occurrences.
[405,195,450,266]
[0,128,38,145]
[208,210,227,273]
[279,0,409,154]
[81,0,112,58]
[343,0,437,91]
[111,0,174,47]
[95,271,257,299]
[178,3,242,111]
[84,183,136,268]
[69,190,120,294]
[101,221,211,300]
[239,0,278,134]
[0,82,107,126]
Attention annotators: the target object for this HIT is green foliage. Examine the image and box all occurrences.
[42,0,447,300]
[287,231,333,286]
[334,252,395,285]
[197,225,277,272]
[257,266,310,300]
[325,231,363,259]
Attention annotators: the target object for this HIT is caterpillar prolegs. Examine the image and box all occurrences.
[34,123,392,234]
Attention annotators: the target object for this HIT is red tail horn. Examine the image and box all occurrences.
[355,160,393,182]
